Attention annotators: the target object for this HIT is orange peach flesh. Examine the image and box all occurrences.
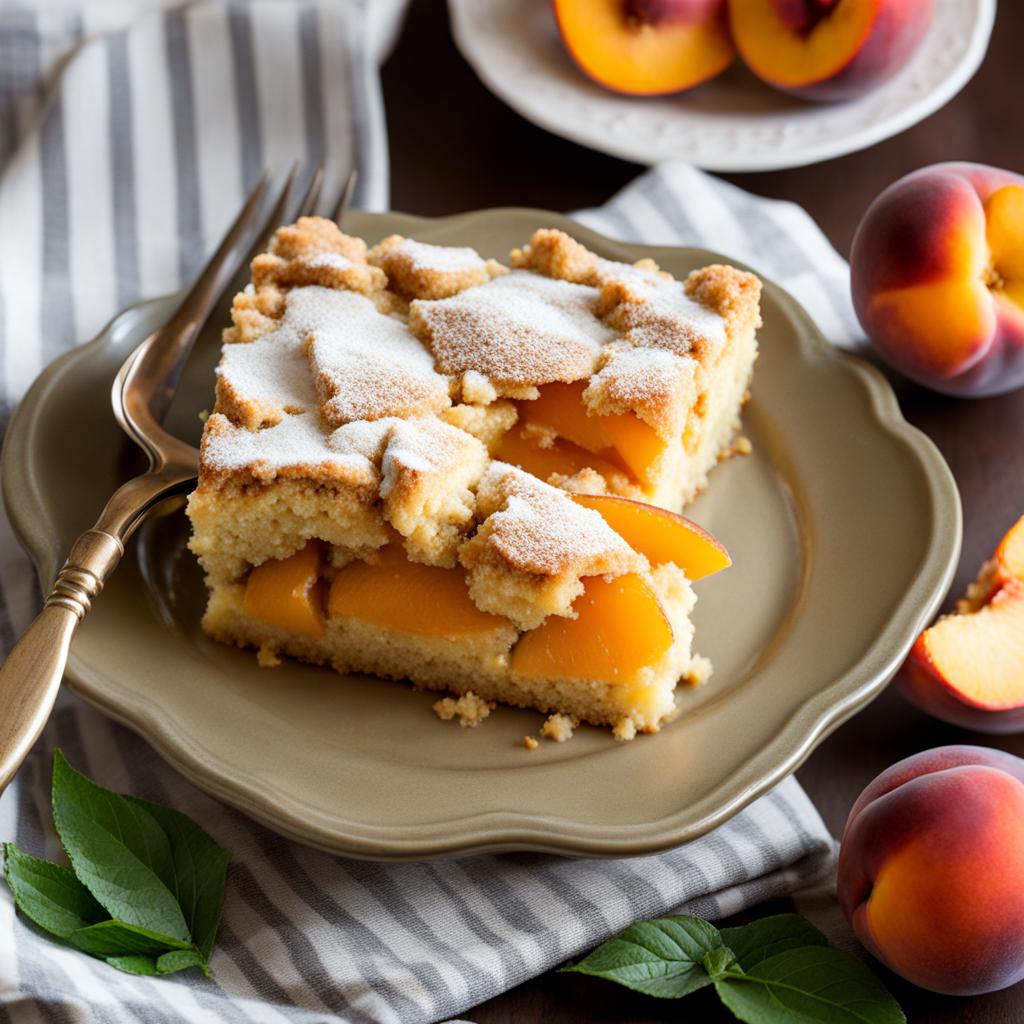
[985,185,1024,317]
[243,541,326,637]
[572,492,730,579]
[919,582,1024,710]
[555,0,734,96]
[517,381,666,487]
[729,0,876,88]
[492,425,626,485]
[995,516,1024,585]
[327,545,508,636]
[511,573,674,683]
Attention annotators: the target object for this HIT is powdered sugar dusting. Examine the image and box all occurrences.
[475,462,636,576]
[201,411,375,484]
[305,252,354,271]
[586,344,697,437]
[395,239,487,273]
[410,271,610,388]
[299,287,451,426]
[216,323,317,423]
[381,417,486,497]
[599,258,727,358]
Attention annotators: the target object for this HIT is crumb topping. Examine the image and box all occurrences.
[302,288,451,427]
[409,272,612,393]
[469,462,638,577]
[200,411,378,488]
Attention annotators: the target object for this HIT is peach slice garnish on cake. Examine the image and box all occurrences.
[518,380,666,487]
[553,0,735,97]
[573,493,730,579]
[244,540,326,637]
[511,573,673,684]
[327,544,509,636]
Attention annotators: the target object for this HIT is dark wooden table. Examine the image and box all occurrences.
[383,4,1024,1021]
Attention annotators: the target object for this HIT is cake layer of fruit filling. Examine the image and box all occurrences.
[488,229,760,509]
[194,452,730,735]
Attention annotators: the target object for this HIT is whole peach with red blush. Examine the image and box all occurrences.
[552,0,734,96]
[851,162,1024,397]
[729,0,935,102]
[838,746,1024,995]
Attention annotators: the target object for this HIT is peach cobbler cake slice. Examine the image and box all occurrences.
[187,219,761,737]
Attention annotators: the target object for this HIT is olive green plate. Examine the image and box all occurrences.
[3,209,960,860]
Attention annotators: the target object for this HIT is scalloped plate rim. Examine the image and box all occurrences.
[448,0,996,172]
[2,207,961,859]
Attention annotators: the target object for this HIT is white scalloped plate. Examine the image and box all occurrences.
[449,0,994,171]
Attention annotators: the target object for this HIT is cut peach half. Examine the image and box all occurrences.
[908,581,1024,712]
[553,0,735,97]
[327,545,509,636]
[994,515,1024,587]
[518,381,665,487]
[511,573,673,684]
[493,425,625,484]
[730,0,934,103]
[573,493,730,579]
[244,540,326,637]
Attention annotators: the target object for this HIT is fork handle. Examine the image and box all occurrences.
[0,530,122,793]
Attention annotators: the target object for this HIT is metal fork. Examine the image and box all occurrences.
[0,166,357,793]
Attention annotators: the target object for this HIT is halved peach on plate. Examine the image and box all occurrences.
[553,0,735,97]
[730,0,935,103]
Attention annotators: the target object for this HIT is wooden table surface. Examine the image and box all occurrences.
[382,4,1024,1021]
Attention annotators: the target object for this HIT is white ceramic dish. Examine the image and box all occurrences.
[449,0,995,172]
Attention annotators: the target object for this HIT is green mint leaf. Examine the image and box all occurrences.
[157,948,210,976]
[703,946,739,978]
[124,796,230,959]
[562,915,724,999]
[51,750,190,942]
[105,955,160,976]
[3,843,106,939]
[69,919,194,958]
[715,946,906,1024]
[721,914,829,972]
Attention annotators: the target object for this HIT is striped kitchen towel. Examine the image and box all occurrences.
[0,3,844,1023]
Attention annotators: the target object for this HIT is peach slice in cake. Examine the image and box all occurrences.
[187,217,759,736]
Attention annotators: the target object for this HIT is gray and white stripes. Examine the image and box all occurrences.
[2,704,834,1023]
[0,3,846,1021]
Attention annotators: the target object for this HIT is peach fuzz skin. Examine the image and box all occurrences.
[552,0,734,97]
[838,746,1024,996]
[851,162,1024,397]
[729,0,934,103]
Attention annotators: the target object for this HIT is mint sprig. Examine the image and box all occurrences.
[3,750,230,977]
[564,913,905,1024]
